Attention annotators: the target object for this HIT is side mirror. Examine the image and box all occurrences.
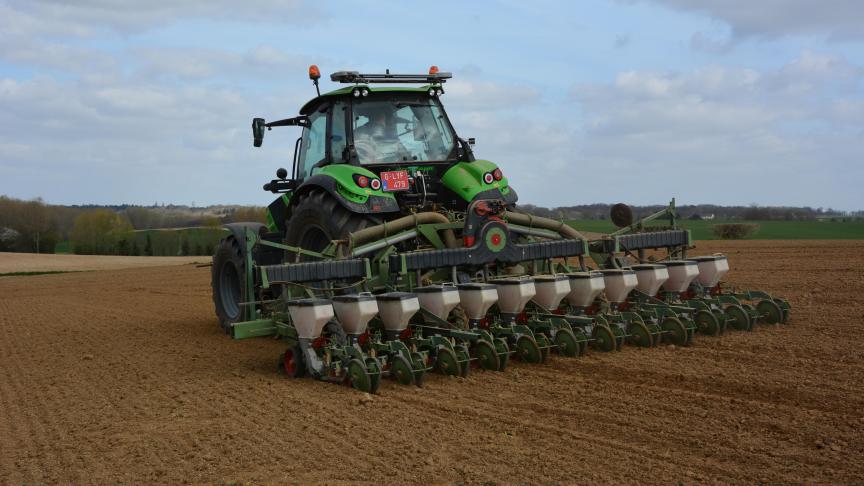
[467,137,476,145]
[252,118,266,147]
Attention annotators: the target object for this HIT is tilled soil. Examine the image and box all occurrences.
[0,252,209,273]
[1,240,862,485]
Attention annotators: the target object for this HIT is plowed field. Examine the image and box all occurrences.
[1,241,862,484]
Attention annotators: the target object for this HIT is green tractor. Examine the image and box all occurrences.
[213,66,521,331]
[210,66,790,393]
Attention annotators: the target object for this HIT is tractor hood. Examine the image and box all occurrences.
[440,160,516,204]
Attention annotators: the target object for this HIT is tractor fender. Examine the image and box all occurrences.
[222,222,267,263]
[292,174,400,216]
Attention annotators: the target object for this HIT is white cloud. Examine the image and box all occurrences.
[626,0,864,40]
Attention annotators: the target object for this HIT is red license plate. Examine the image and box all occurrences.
[380,170,410,192]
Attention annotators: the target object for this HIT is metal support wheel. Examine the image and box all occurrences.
[724,304,752,331]
[554,328,580,357]
[347,359,375,393]
[627,319,653,348]
[591,325,617,352]
[495,338,510,371]
[516,334,542,363]
[774,298,791,324]
[537,333,550,363]
[389,354,415,386]
[660,316,688,346]
[756,299,784,325]
[435,347,461,376]
[474,339,500,370]
[694,309,720,336]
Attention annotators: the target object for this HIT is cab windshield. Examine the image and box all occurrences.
[352,98,455,164]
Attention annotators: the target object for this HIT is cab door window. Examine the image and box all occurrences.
[296,111,326,179]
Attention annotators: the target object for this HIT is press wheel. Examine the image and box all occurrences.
[694,309,720,336]
[756,299,783,324]
[495,337,510,371]
[627,319,653,348]
[554,328,580,357]
[347,359,374,393]
[474,339,500,370]
[516,334,542,363]
[724,304,751,331]
[435,346,461,376]
[389,354,414,386]
[774,298,791,323]
[367,357,382,394]
[660,316,688,346]
[537,333,550,363]
[591,324,617,352]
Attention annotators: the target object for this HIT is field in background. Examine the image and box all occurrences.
[568,219,864,240]
[48,219,864,255]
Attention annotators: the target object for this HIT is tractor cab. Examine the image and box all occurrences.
[253,66,517,237]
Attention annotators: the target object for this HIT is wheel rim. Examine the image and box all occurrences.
[695,310,720,336]
[757,299,783,324]
[219,261,241,319]
[348,359,372,392]
[627,321,653,347]
[516,335,542,363]
[390,355,414,386]
[282,349,296,375]
[725,304,750,331]
[661,317,687,345]
[555,328,579,357]
[475,340,500,370]
[537,333,550,363]
[436,347,461,376]
[495,338,510,371]
[592,325,616,352]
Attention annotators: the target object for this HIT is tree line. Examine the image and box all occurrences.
[0,196,265,255]
[518,203,858,222]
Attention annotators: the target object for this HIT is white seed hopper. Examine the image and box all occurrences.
[691,255,730,288]
[457,283,499,320]
[287,298,335,339]
[494,278,537,314]
[531,275,571,311]
[565,271,605,307]
[662,260,700,293]
[332,293,379,335]
[631,264,670,297]
[599,269,638,303]
[375,292,420,332]
[414,284,461,322]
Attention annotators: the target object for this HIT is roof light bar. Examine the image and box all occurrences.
[330,70,452,84]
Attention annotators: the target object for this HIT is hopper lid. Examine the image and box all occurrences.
[376,292,418,302]
[287,298,332,307]
[332,294,377,303]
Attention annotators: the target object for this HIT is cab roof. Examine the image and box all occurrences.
[299,85,436,115]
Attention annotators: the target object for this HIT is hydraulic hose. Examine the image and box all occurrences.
[503,211,586,241]
[347,212,458,251]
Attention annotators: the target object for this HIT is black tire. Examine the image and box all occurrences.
[211,236,245,335]
[285,189,382,256]
[322,320,347,347]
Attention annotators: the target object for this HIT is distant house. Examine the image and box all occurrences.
[688,213,715,221]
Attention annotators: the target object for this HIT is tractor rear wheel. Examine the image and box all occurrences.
[212,236,245,335]
[285,189,382,255]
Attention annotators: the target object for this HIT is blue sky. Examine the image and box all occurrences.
[0,0,862,210]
